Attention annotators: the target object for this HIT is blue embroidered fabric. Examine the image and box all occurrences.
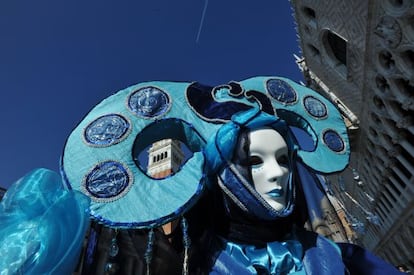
[0,168,90,274]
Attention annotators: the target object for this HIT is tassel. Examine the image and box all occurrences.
[108,229,119,258]
[181,217,191,275]
[144,229,155,275]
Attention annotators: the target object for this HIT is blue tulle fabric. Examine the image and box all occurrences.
[0,168,90,274]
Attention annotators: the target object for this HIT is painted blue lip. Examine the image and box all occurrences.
[266,189,283,198]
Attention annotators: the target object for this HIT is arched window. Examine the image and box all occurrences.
[326,31,347,66]
[302,6,316,28]
[322,30,348,77]
[303,6,315,19]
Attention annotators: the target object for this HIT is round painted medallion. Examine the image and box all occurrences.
[84,114,131,147]
[266,79,298,105]
[127,86,171,118]
[303,96,328,119]
[323,130,345,153]
[84,161,132,201]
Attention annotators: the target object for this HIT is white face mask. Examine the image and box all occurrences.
[248,128,290,211]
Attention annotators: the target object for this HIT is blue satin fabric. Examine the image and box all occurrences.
[211,232,347,275]
[337,243,403,275]
[0,168,90,274]
[214,238,305,274]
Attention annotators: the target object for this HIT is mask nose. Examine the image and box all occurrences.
[267,160,285,183]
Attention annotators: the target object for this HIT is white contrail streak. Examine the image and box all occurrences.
[196,0,209,43]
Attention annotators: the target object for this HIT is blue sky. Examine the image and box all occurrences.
[0,0,303,188]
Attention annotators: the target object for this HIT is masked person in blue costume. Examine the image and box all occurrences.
[0,77,403,275]
[201,108,344,274]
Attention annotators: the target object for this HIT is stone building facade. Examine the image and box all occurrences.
[290,0,414,270]
[147,139,185,179]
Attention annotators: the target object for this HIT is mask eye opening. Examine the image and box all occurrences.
[248,155,263,167]
[277,154,289,166]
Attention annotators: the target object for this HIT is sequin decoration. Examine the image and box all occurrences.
[323,130,345,153]
[108,237,119,257]
[266,79,298,105]
[128,86,171,119]
[84,161,132,201]
[84,114,131,147]
[303,96,328,119]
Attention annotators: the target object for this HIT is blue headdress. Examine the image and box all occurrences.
[61,76,349,228]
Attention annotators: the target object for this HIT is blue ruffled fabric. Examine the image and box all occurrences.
[210,231,345,275]
[0,168,90,274]
[212,238,305,274]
